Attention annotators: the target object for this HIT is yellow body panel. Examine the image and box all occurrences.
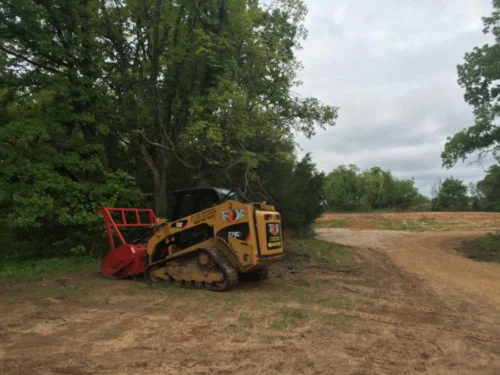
[146,200,284,274]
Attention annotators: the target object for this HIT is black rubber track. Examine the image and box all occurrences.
[144,247,239,292]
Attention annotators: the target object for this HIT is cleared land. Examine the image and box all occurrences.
[1,212,500,375]
[316,211,500,232]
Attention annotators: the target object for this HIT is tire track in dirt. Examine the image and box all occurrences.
[0,297,170,364]
[316,228,500,351]
[392,231,500,308]
[3,226,500,375]
[317,228,500,309]
[280,298,500,346]
[329,292,500,326]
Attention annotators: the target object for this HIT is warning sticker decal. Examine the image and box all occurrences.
[266,223,281,250]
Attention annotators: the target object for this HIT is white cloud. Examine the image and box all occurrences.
[295,0,496,196]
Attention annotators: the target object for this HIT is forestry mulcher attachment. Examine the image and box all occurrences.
[97,188,284,291]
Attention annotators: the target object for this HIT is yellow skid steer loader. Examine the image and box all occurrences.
[98,188,284,291]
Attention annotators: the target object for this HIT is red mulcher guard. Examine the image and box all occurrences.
[97,207,157,279]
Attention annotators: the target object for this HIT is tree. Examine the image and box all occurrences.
[475,161,500,211]
[431,177,442,201]
[433,177,469,212]
[468,182,482,211]
[390,178,423,210]
[0,0,144,257]
[97,0,338,216]
[323,165,363,211]
[360,167,385,209]
[430,177,443,210]
[0,0,338,257]
[262,154,325,236]
[323,165,424,212]
[441,2,500,168]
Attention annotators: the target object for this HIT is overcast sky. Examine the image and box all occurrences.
[294,0,496,196]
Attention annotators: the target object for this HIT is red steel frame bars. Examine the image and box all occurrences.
[96,207,157,252]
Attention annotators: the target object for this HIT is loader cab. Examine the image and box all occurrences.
[171,187,242,221]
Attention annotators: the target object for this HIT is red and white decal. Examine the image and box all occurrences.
[268,223,280,236]
[220,209,245,223]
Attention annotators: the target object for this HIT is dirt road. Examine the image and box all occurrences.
[317,229,500,308]
[1,224,500,374]
[316,228,500,374]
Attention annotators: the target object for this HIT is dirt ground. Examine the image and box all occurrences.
[318,211,500,231]
[1,213,500,375]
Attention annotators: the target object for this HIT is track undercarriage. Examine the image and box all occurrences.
[144,247,239,292]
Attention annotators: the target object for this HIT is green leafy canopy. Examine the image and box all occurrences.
[0,0,338,257]
[442,1,500,167]
[323,165,427,212]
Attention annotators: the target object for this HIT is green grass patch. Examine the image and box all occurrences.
[457,233,500,263]
[417,218,438,225]
[373,218,443,232]
[220,293,244,312]
[36,285,83,298]
[269,307,309,331]
[293,277,311,287]
[314,219,349,229]
[320,313,357,329]
[238,313,254,328]
[0,256,99,281]
[267,283,308,303]
[282,306,309,320]
[315,294,360,309]
[376,218,417,231]
[268,237,361,308]
[285,238,353,270]
[266,275,356,307]
[269,318,289,330]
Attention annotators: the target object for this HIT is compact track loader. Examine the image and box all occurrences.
[97,187,284,291]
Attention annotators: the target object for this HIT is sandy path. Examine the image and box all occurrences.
[316,228,500,310]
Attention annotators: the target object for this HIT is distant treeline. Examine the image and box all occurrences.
[322,164,500,214]
[432,165,500,213]
[471,164,500,212]
[323,165,429,212]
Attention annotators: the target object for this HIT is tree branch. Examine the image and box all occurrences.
[465,147,497,171]
[162,129,197,169]
[255,176,273,204]
[133,129,197,169]
[0,45,63,75]
[1,139,16,147]
[225,160,245,186]
[243,164,250,196]
[133,129,168,150]
[140,142,159,183]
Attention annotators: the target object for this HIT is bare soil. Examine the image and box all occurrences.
[318,211,500,231]
[2,213,500,374]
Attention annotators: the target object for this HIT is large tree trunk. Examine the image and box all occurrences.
[156,149,168,217]
[139,142,168,217]
[149,0,168,217]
